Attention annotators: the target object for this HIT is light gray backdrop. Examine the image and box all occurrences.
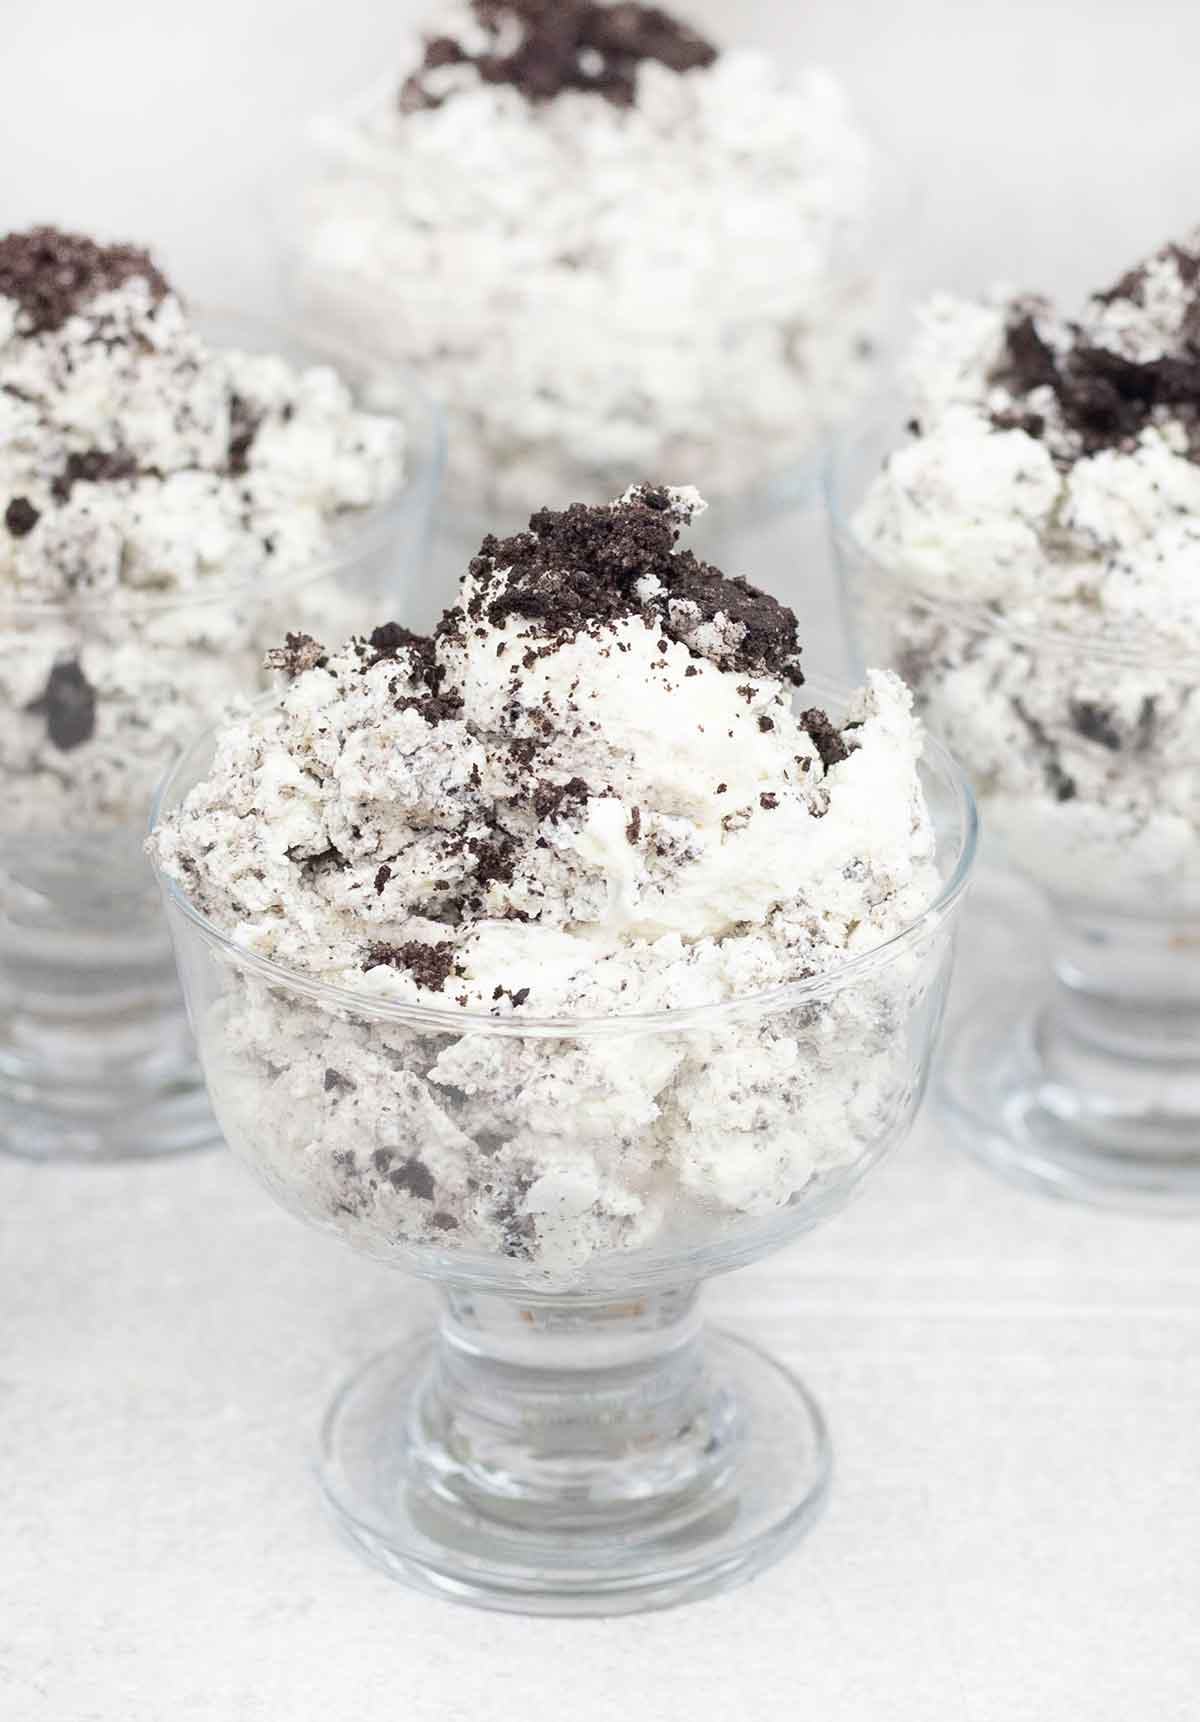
[5,0,1199,313]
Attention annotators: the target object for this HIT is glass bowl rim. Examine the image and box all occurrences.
[826,418,1200,673]
[148,676,978,1041]
[0,302,446,625]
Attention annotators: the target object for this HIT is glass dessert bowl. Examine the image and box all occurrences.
[279,0,900,565]
[830,233,1200,1207]
[0,229,443,1162]
[149,485,975,1613]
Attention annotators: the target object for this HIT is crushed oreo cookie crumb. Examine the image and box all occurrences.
[465,832,518,896]
[265,633,327,678]
[456,488,804,684]
[4,496,38,537]
[363,939,459,990]
[1001,313,1059,396]
[227,392,261,476]
[293,843,347,874]
[401,0,716,112]
[533,776,589,820]
[390,1157,436,1201]
[370,1148,437,1201]
[799,707,849,771]
[26,659,97,751]
[1070,700,1122,751]
[368,621,436,675]
[1000,285,1200,453]
[51,448,140,503]
[0,226,170,335]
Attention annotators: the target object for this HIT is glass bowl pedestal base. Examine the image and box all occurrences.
[943,904,1200,1209]
[319,1286,830,1616]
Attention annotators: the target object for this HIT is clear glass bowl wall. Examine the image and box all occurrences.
[156,686,975,1294]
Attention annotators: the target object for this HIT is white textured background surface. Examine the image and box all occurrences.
[3,3,1200,1718]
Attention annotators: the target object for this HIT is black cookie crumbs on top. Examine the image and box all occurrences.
[26,659,97,752]
[363,939,460,991]
[367,621,434,669]
[4,497,38,537]
[366,621,466,723]
[401,0,716,112]
[454,486,805,685]
[1001,313,1059,396]
[0,227,170,336]
[799,707,849,772]
[265,633,328,678]
[998,240,1200,455]
[1093,242,1200,310]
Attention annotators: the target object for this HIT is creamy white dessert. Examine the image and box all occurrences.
[154,486,939,1282]
[0,227,405,833]
[293,0,877,518]
[851,232,1200,905]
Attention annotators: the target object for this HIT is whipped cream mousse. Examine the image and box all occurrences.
[852,230,1200,902]
[295,0,877,517]
[0,227,404,834]
[154,486,938,1281]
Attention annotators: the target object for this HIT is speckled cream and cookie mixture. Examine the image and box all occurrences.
[851,230,1200,905]
[293,0,877,517]
[0,227,404,834]
[154,486,939,1283]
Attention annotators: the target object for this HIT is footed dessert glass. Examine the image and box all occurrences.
[830,431,1200,1209]
[151,699,975,1615]
[0,314,443,1163]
